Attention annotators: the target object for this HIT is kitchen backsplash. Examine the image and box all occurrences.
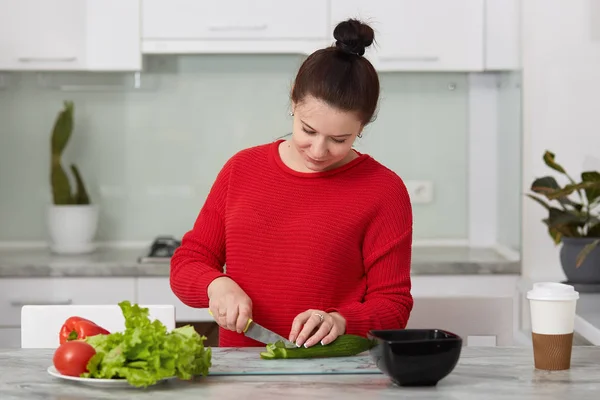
[0,55,521,245]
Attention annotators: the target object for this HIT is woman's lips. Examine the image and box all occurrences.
[306,156,327,164]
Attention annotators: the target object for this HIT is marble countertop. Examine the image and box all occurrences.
[0,245,520,277]
[1,346,599,399]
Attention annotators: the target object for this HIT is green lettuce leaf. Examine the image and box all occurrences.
[82,300,211,388]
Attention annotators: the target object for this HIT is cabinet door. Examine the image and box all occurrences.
[330,0,484,71]
[0,328,20,348]
[0,0,141,71]
[0,0,86,70]
[142,0,329,40]
[85,0,142,70]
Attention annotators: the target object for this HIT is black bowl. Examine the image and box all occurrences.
[368,329,463,387]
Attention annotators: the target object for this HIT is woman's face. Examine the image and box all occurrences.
[290,96,363,172]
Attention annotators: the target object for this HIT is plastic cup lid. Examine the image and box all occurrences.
[527,282,579,301]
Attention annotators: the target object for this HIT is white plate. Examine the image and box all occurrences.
[47,366,175,388]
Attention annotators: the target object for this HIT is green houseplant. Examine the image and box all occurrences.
[527,151,600,283]
[47,101,99,254]
[51,101,91,205]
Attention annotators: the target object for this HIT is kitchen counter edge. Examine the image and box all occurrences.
[0,246,521,278]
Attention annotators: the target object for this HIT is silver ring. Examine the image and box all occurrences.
[314,313,325,323]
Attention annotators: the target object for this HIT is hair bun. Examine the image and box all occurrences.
[333,19,375,57]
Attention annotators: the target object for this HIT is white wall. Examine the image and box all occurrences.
[521,0,600,281]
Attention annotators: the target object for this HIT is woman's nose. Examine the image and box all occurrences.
[311,141,327,158]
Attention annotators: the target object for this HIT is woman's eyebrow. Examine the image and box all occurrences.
[300,120,317,131]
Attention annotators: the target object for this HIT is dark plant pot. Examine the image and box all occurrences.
[559,237,600,284]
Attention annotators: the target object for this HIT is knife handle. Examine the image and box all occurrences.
[208,310,253,333]
[243,318,253,333]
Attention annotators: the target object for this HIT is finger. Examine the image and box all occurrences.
[320,324,341,346]
[236,304,252,333]
[226,305,239,331]
[216,306,228,328]
[295,313,324,347]
[234,304,252,333]
[209,302,221,322]
[289,311,311,343]
[304,319,333,348]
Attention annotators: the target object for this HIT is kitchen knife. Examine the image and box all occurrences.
[243,318,297,348]
[208,310,296,348]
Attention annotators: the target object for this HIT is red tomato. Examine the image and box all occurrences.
[53,340,96,377]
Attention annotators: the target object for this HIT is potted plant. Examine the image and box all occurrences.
[47,101,99,254]
[527,151,600,284]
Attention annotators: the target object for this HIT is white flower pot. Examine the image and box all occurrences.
[47,204,99,254]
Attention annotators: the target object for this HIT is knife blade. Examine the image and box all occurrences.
[243,318,297,348]
[208,310,296,348]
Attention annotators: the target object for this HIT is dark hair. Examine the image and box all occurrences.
[291,19,380,126]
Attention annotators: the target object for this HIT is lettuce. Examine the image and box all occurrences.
[82,300,211,388]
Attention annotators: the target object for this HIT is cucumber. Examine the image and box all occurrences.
[259,334,376,359]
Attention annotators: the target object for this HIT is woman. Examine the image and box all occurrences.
[170,18,413,348]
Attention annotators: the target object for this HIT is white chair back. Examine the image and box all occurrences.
[21,304,176,349]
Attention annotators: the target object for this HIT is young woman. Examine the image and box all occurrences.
[170,18,414,348]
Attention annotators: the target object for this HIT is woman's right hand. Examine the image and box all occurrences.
[207,277,253,333]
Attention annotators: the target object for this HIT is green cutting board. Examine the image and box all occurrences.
[208,348,382,375]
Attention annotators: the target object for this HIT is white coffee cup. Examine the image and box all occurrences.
[527,282,579,334]
[526,282,579,370]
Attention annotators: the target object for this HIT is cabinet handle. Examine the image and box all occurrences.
[10,299,73,307]
[379,56,439,62]
[18,57,77,63]
[208,24,268,32]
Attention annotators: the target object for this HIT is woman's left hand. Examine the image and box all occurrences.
[289,309,346,347]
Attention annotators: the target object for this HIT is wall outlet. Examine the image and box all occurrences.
[404,180,434,204]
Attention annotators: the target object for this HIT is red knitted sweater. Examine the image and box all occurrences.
[170,140,413,347]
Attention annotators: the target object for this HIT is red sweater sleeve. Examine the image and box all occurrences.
[169,159,232,308]
[327,181,413,337]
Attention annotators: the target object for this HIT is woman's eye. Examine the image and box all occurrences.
[301,127,346,143]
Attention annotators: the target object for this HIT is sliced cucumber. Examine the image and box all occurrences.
[259,334,376,359]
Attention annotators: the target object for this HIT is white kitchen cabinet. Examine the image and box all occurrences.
[137,277,212,322]
[0,0,84,70]
[0,278,136,328]
[484,0,521,70]
[407,296,514,346]
[0,328,20,348]
[0,0,141,71]
[141,0,330,55]
[410,275,520,346]
[330,0,485,71]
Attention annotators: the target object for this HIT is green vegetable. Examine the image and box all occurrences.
[82,300,211,388]
[260,334,375,359]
